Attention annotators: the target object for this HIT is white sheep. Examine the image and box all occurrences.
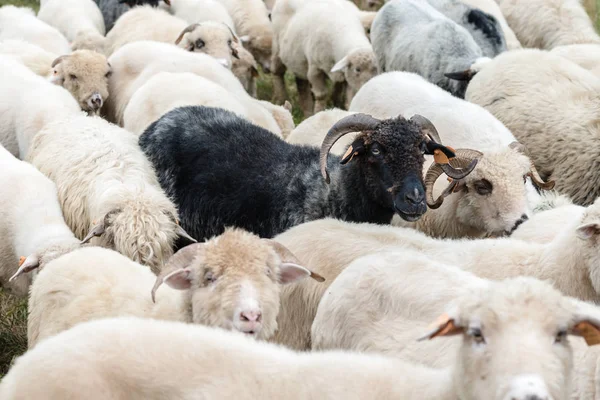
[27,229,323,347]
[26,115,194,273]
[270,199,600,350]
[312,251,600,399]
[165,0,235,29]
[0,56,81,159]
[465,49,600,206]
[0,144,80,297]
[273,0,376,115]
[551,44,600,78]
[106,41,262,125]
[0,39,57,76]
[459,0,521,49]
[37,0,107,54]
[495,0,600,49]
[286,108,355,149]
[217,0,273,70]
[5,279,597,399]
[0,6,71,55]
[347,71,551,239]
[123,72,286,136]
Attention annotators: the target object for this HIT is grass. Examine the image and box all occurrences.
[1,0,600,380]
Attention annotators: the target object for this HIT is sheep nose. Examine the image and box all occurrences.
[88,93,103,110]
[240,310,262,322]
[405,187,425,205]
[505,374,550,400]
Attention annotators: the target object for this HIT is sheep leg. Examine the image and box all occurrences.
[308,67,328,114]
[271,54,288,105]
[332,81,346,109]
[296,78,314,118]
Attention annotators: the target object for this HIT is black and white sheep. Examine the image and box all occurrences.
[139,106,478,239]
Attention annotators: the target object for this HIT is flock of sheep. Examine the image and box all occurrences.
[0,0,600,398]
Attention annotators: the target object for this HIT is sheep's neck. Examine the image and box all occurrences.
[150,289,193,323]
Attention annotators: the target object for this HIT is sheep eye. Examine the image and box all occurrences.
[265,268,272,277]
[555,329,567,344]
[355,67,361,73]
[474,179,493,196]
[204,271,216,284]
[227,39,232,46]
[469,327,485,344]
[69,74,77,80]
[371,147,381,156]
[523,174,528,184]
[105,71,112,78]
[196,39,205,49]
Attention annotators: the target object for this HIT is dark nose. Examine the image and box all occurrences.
[91,97,102,108]
[510,214,529,234]
[405,187,425,205]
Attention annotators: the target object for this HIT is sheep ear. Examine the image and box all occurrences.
[279,263,311,284]
[572,321,600,346]
[331,56,349,73]
[263,239,325,283]
[417,312,463,341]
[576,223,600,240]
[283,101,292,112]
[8,254,40,282]
[162,268,193,290]
[340,138,365,165]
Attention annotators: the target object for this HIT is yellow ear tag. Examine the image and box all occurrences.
[18,256,26,266]
[342,145,359,163]
[433,149,450,164]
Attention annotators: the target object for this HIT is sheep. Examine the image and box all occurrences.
[232,43,260,96]
[494,0,600,49]
[123,72,286,136]
[311,251,600,399]
[551,44,600,78]
[371,0,489,98]
[348,71,554,239]
[425,0,506,57]
[0,145,80,297]
[139,106,478,240]
[217,0,274,71]
[0,6,71,55]
[465,49,600,206]
[94,0,171,32]
[459,0,521,49]
[273,0,377,115]
[165,0,235,30]
[0,56,81,159]
[26,229,324,347]
[38,0,107,54]
[257,99,295,138]
[26,115,194,273]
[5,283,599,399]
[105,41,251,125]
[0,40,57,77]
[286,108,356,152]
[105,7,238,67]
[271,199,600,350]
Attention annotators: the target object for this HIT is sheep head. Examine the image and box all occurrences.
[239,32,273,72]
[320,114,478,222]
[150,228,324,340]
[49,50,111,115]
[331,47,378,101]
[175,22,239,69]
[118,0,170,7]
[419,277,600,400]
[70,31,107,55]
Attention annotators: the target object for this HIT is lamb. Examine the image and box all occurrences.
[165,0,235,30]
[0,56,81,159]
[26,229,324,347]
[273,0,377,115]
[0,6,71,55]
[105,41,251,125]
[494,0,600,49]
[348,72,554,238]
[4,287,596,399]
[27,115,194,273]
[139,106,478,239]
[551,44,600,78]
[425,0,506,57]
[270,200,600,349]
[459,0,521,49]
[0,145,80,297]
[105,7,238,67]
[123,72,287,136]
[286,108,356,151]
[217,0,273,70]
[465,49,600,205]
[371,0,489,98]
[311,251,600,399]
[38,0,107,54]
[95,0,170,32]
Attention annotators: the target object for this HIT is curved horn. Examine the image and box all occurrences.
[424,164,458,209]
[223,23,239,43]
[80,209,120,244]
[319,113,380,184]
[410,114,441,143]
[509,142,555,190]
[51,55,68,68]
[175,24,200,45]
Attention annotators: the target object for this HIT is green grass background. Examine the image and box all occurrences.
[0,0,599,378]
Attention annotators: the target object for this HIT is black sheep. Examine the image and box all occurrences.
[94,0,170,32]
[139,106,478,239]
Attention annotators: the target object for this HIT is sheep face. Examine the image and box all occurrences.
[232,44,259,95]
[153,229,316,340]
[71,31,107,55]
[49,50,111,115]
[240,32,273,72]
[175,23,239,69]
[574,198,600,293]
[331,48,377,102]
[422,277,598,400]
[452,150,532,236]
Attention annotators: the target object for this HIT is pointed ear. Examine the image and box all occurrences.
[263,239,326,283]
[417,312,464,341]
[279,263,312,284]
[340,138,365,165]
[331,56,349,73]
[162,268,193,290]
[576,223,600,240]
[9,254,40,282]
